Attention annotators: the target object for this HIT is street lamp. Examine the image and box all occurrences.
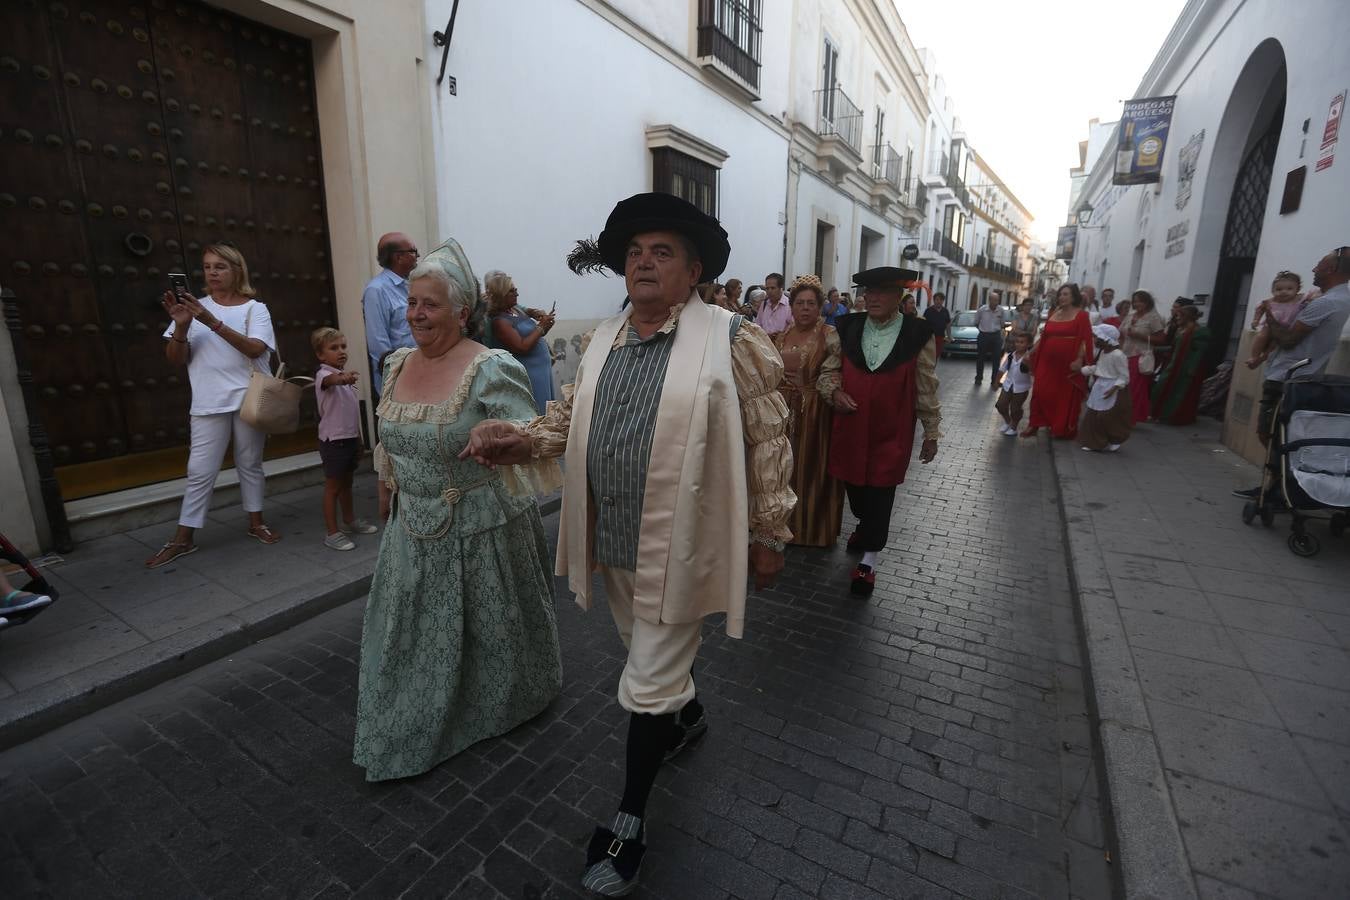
[1076,205,1093,226]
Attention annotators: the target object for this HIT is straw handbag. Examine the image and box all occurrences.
[238,307,314,434]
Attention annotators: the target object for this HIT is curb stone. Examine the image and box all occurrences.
[1050,440,1198,900]
[0,496,562,751]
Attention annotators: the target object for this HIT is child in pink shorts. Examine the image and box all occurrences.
[313,327,378,550]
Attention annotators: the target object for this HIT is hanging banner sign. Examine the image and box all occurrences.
[1114,95,1177,185]
[1055,226,1077,260]
[1315,91,1343,173]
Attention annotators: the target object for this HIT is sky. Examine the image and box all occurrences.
[893,0,1188,243]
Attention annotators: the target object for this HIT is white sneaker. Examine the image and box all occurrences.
[1106,443,1122,452]
[324,532,356,551]
[1003,425,1017,436]
[339,518,379,535]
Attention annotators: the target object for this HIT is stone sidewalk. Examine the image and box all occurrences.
[0,475,386,748]
[1053,419,1350,899]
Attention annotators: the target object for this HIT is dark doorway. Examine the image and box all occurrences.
[1209,101,1284,369]
[0,0,337,499]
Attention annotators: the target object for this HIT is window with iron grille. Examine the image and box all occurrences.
[653,147,719,218]
[697,0,763,89]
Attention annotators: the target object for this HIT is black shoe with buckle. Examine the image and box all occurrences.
[850,564,876,597]
[664,710,708,762]
[581,826,645,896]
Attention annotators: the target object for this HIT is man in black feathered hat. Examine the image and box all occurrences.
[825,266,942,597]
[463,192,795,896]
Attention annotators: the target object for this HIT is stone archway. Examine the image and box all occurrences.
[1187,39,1287,367]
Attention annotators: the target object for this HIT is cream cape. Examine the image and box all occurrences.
[557,295,751,637]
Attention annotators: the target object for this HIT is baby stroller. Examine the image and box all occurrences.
[0,531,58,631]
[1241,364,1350,557]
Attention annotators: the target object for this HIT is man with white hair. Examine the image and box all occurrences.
[361,231,419,394]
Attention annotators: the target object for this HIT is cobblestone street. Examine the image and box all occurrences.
[0,358,1114,900]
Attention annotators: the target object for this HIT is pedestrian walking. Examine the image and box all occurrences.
[995,332,1033,435]
[923,291,951,356]
[311,327,378,551]
[973,290,1005,386]
[775,274,845,547]
[1023,283,1094,439]
[146,243,281,569]
[754,272,792,335]
[361,232,419,395]
[827,266,942,597]
[355,240,562,783]
[462,192,793,897]
[1075,324,1133,451]
[483,270,557,413]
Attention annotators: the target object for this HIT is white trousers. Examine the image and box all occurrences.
[178,412,267,529]
[601,566,703,715]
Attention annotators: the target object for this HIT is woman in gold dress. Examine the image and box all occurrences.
[773,275,844,547]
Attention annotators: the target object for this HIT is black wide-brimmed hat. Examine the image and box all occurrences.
[596,192,731,280]
[853,266,921,289]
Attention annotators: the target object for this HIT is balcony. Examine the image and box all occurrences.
[929,228,967,268]
[969,252,1020,284]
[696,0,762,99]
[814,86,863,180]
[913,179,928,212]
[867,143,903,212]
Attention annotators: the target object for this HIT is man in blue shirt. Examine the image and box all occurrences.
[361,232,419,394]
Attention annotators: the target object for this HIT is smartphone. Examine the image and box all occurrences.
[168,272,190,299]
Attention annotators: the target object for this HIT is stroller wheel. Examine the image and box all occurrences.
[1260,506,1276,527]
[1288,532,1320,557]
[1242,502,1257,525]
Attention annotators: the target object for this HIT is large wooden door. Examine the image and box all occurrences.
[0,0,335,499]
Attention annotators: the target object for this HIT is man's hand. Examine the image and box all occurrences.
[1069,359,1084,373]
[749,542,784,590]
[919,438,938,464]
[832,389,858,413]
[459,419,533,467]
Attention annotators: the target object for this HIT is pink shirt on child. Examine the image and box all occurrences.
[315,364,360,441]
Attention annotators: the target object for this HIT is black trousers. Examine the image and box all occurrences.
[845,483,897,552]
[975,332,1003,381]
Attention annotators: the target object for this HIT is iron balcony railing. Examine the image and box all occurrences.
[697,0,762,89]
[930,228,966,265]
[913,179,928,210]
[816,86,863,154]
[868,143,903,191]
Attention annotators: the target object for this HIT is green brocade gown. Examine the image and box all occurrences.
[354,348,562,782]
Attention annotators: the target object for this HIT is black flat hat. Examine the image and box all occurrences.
[597,192,731,280]
[853,266,921,289]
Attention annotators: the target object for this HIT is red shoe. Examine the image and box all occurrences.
[850,564,876,597]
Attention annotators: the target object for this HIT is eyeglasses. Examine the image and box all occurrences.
[395,248,419,257]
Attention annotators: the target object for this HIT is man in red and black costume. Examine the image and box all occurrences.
[824,267,942,596]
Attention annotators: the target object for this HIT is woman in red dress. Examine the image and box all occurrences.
[1023,283,1094,439]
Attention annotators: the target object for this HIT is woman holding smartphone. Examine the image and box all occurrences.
[145,243,281,568]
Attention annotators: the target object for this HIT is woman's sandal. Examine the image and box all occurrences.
[145,542,197,569]
[247,524,281,545]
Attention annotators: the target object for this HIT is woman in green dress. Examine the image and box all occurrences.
[356,242,563,782]
[1151,304,1211,425]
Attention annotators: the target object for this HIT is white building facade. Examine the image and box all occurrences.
[1063,0,1350,460]
[965,149,1033,309]
[780,0,929,295]
[0,0,1039,552]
